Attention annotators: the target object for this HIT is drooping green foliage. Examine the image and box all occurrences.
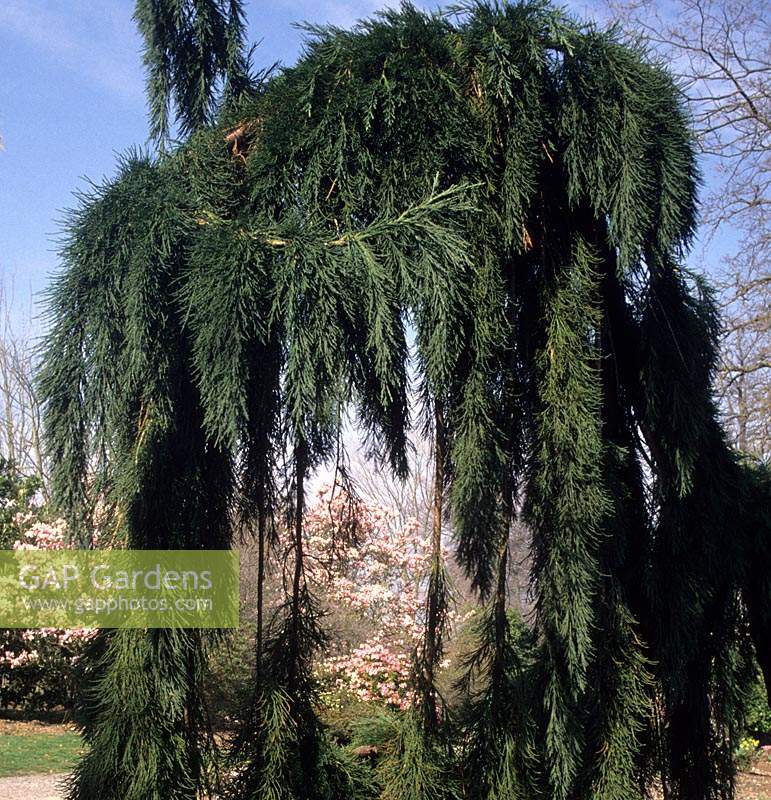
[40,2,771,799]
[740,461,771,709]
[134,0,252,144]
[39,152,236,800]
[353,709,461,800]
[65,630,216,800]
[525,235,611,798]
[458,606,542,800]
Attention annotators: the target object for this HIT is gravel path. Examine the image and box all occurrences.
[0,773,67,800]
[0,764,768,800]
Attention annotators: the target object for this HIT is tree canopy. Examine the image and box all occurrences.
[40,2,771,799]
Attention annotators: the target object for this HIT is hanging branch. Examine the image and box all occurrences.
[419,403,449,733]
[255,498,267,676]
[290,438,308,661]
[134,0,252,145]
[525,234,609,800]
[492,507,510,667]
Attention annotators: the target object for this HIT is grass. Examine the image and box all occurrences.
[0,728,82,777]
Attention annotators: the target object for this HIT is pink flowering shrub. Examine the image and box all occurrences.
[0,459,43,550]
[0,516,95,711]
[11,516,68,550]
[324,642,412,710]
[304,485,429,710]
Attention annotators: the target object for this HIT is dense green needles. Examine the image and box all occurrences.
[39,2,770,799]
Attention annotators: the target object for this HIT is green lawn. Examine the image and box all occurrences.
[0,731,82,777]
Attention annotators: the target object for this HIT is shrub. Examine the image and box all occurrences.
[735,736,759,770]
[745,670,771,736]
[0,628,90,711]
[0,512,95,712]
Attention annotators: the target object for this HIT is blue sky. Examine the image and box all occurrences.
[0,3,384,325]
[4,0,723,336]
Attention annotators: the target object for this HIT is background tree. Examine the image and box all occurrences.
[0,288,47,494]
[606,0,770,459]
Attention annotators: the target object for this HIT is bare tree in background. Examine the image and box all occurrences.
[0,285,48,494]
[352,438,434,533]
[608,0,770,458]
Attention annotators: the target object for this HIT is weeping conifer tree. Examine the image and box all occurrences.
[40,2,770,800]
